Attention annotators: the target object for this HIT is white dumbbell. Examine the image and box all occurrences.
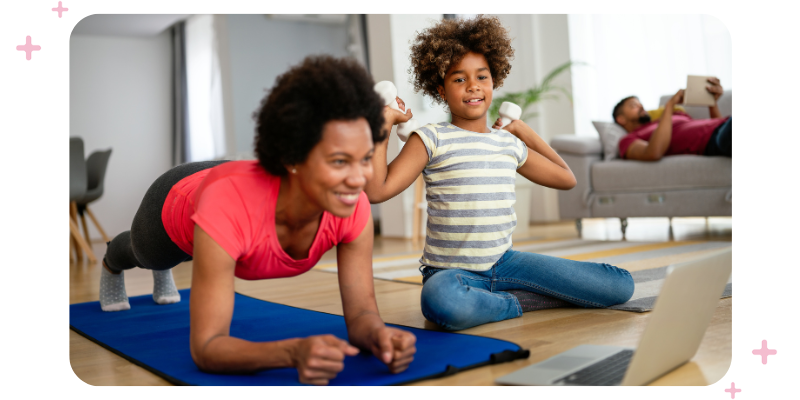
[374,81,420,142]
[498,102,522,129]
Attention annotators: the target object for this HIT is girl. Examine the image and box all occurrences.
[365,16,634,331]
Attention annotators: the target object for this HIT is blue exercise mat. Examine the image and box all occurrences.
[70,289,528,385]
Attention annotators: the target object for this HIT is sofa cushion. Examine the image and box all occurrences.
[592,121,627,160]
[591,155,731,192]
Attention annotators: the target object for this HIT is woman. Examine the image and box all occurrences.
[100,55,416,385]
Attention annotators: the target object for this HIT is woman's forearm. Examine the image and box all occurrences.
[344,309,384,350]
[192,335,297,373]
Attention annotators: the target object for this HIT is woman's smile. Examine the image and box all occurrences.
[334,191,361,206]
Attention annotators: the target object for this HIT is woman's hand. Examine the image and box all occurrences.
[367,326,417,373]
[336,218,415,374]
[291,335,360,385]
[383,96,413,126]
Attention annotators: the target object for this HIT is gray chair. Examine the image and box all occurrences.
[76,149,112,244]
[69,137,87,203]
[69,137,97,263]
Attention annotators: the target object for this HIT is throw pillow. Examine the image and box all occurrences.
[646,105,686,121]
[592,121,628,161]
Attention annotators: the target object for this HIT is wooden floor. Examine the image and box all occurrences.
[70,217,732,386]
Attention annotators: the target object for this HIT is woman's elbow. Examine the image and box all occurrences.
[191,338,223,373]
[191,349,214,372]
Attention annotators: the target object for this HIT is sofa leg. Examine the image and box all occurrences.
[620,217,628,240]
[575,219,582,238]
[668,217,674,241]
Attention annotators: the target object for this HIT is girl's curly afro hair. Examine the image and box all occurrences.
[254,55,386,176]
[408,15,514,104]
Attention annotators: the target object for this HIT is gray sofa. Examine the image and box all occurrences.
[551,91,732,237]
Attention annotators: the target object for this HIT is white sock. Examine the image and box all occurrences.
[152,269,181,305]
[100,267,130,312]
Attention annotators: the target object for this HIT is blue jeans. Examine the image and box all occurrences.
[704,117,732,157]
[419,249,635,330]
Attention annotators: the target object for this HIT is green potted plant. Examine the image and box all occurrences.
[488,60,585,123]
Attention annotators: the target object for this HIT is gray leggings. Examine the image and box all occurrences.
[104,161,229,272]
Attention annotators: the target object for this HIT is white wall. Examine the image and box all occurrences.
[224,15,351,157]
[367,14,450,238]
[70,32,173,239]
[568,14,733,136]
[494,14,574,222]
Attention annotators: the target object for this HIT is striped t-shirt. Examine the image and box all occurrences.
[412,122,529,271]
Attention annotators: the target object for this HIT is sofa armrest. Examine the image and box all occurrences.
[550,135,602,156]
[550,135,601,220]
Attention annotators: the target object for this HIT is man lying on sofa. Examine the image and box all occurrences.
[612,77,731,161]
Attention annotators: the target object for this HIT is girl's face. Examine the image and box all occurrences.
[437,51,494,125]
[292,118,374,218]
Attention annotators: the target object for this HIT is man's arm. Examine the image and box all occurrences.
[626,89,684,161]
[706,77,723,119]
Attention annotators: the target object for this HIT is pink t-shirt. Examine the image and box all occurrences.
[618,112,729,158]
[161,160,371,280]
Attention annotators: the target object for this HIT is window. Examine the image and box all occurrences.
[184,14,227,161]
[568,14,732,135]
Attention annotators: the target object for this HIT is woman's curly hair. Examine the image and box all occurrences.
[409,15,514,104]
[254,55,386,176]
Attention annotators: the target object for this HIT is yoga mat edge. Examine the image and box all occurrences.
[70,324,190,386]
[71,290,529,386]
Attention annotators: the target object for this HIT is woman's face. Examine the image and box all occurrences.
[293,118,375,218]
[437,51,494,121]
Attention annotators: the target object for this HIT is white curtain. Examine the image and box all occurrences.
[568,14,732,136]
[184,14,227,162]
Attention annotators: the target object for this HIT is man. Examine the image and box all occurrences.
[613,77,731,161]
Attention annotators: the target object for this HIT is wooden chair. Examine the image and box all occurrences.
[76,149,113,245]
[70,137,97,264]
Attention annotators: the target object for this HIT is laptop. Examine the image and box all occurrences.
[496,248,732,386]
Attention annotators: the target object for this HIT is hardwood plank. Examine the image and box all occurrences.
[69,219,732,386]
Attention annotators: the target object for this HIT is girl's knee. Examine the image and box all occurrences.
[617,269,635,303]
[605,267,635,305]
[420,272,477,330]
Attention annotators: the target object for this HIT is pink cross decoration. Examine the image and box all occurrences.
[16,36,41,61]
[725,382,741,399]
[52,1,68,18]
[752,339,777,364]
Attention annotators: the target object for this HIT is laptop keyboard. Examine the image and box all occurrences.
[553,349,635,386]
